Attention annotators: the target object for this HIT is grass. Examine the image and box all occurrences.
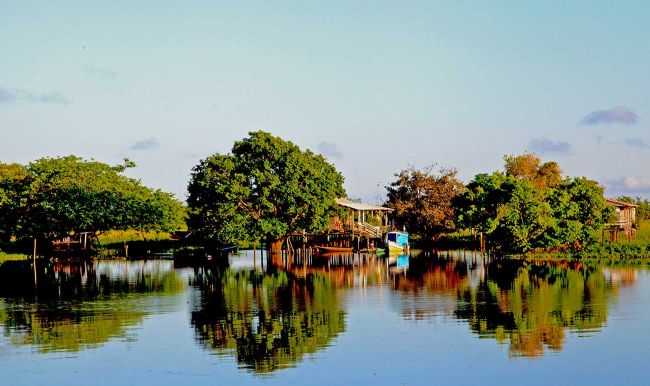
[97,230,173,246]
[0,251,29,263]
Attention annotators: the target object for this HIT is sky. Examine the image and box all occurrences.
[1,1,649,203]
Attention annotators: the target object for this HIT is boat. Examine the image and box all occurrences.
[315,246,354,254]
[388,254,409,273]
[385,231,409,255]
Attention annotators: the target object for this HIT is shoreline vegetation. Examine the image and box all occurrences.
[1,131,650,264]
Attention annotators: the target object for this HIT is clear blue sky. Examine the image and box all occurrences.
[2,1,649,201]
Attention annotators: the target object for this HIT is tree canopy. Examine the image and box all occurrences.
[455,154,610,252]
[386,167,464,242]
[504,153,562,189]
[0,163,29,242]
[187,131,345,246]
[0,156,186,242]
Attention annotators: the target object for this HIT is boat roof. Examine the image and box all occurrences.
[336,198,393,212]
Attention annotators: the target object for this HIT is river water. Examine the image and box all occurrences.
[0,251,649,386]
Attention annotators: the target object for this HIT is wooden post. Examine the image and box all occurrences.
[32,238,37,286]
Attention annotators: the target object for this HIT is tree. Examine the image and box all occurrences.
[493,178,553,252]
[0,156,186,244]
[456,155,609,253]
[386,167,464,243]
[504,153,562,189]
[454,172,510,236]
[455,173,552,252]
[546,177,611,248]
[0,163,29,242]
[187,131,345,249]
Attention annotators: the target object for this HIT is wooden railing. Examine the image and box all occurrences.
[351,222,383,238]
[605,220,634,230]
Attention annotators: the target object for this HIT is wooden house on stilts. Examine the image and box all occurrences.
[604,198,638,241]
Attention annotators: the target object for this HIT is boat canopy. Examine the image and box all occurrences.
[387,231,409,246]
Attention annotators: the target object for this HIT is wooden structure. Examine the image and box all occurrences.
[604,198,638,241]
[52,232,96,251]
[333,198,393,238]
[286,199,393,254]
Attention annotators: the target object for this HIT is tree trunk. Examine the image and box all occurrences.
[270,238,285,254]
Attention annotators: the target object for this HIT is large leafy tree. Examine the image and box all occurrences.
[0,163,29,242]
[187,131,345,248]
[455,173,553,251]
[0,156,186,243]
[456,154,609,252]
[545,177,611,248]
[386,167,464,243]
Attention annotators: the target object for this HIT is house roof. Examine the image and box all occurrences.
[336,198,393,212]
[606,198,639,208]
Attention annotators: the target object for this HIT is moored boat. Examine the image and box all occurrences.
[316,245,354,254]
[385,231,409,255]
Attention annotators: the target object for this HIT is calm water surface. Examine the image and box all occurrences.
[1,251,649,386]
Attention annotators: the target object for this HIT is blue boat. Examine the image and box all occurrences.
[385,231,409,254]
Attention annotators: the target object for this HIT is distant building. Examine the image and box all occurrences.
[605,198,638,240]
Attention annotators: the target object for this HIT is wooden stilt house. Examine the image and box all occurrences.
[604,198,638,241]
[334,198,393,239]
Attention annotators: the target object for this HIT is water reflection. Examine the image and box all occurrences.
[190,265,345,374]
[0,250,639,374]
[0,260,184,353]
[271,250,624,358]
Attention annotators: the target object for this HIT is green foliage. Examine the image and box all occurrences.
[455,155,609,253]
[494,178,553,252]
[187,131,345,245]
[545,178,611,248]
[0,156,186,242]
[0,260,184,353]
[191,267,345,373]
[456,259,612,356]
[0,252,27,264]
[0,163,29,242]
[97,229,173,245]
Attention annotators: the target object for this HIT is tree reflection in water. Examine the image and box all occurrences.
[190,265,345,374]
[0,260,184,353]
[393,254,623,357]
[273,251,625,358]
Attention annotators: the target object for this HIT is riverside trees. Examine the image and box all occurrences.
[455,154,610,253]
[187,131,345,250]
[0,156,186,246]
[386,167,464,245]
